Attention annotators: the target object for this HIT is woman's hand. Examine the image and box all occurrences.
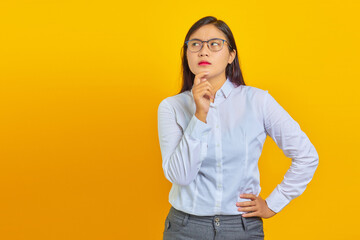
[192,71,215,123]
[236,194,276,219]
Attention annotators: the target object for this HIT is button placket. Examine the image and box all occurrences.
[213,107,223,214]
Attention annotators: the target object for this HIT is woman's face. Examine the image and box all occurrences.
[186,24,236,81]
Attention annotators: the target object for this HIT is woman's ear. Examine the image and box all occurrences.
[228,49,236,64]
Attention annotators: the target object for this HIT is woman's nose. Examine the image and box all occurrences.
[198,43,210,56]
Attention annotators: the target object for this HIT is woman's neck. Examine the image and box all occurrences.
[207,74,227,94]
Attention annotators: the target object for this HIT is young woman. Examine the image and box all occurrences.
[157,16,319,240]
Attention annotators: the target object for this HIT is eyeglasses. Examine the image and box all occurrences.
[185,38,232,53]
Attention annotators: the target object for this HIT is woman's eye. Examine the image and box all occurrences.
[192,42,199,46]
[211,42,219,46]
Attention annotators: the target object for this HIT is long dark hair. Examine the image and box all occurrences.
[179,16,246,94]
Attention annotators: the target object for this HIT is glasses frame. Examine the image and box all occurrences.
[185,38,232,53]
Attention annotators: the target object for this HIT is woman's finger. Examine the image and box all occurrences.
[242,211,259,218]
[193,72,210,86]
[194,86,215,99]
[238,206,257,212]
[199,86,215,99]
[236,201,256,207]
[240,194,257,200]
[194,80,215,95]
[202,89,214,100]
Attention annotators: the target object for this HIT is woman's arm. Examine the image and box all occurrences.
[157,99,211,186]
[263,91,319,213]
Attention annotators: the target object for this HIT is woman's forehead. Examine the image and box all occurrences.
[189,24,226,41]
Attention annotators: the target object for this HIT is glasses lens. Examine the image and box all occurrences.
[209,39,224,51]
[188,40,202,52]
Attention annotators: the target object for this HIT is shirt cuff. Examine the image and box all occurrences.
[265,186,291,213]
[184,114,211,141]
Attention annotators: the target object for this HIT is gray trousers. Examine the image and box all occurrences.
[163,206,264,240]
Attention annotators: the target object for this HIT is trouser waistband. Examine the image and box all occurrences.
[169,206,254,231]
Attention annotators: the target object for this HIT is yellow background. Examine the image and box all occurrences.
[0,0,359,239]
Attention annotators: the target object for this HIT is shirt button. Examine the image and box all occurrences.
[215,217,220,222]
[216,144,220,147]
[216,125,219,128]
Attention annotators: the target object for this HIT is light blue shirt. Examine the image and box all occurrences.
[157,77,319,216]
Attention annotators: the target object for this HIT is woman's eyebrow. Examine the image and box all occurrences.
[189,38,202,41]
[188,37,219,41]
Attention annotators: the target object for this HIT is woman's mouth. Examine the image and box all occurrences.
[198,61,211,66]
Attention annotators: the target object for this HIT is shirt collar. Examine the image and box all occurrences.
[190,77,235,99]
[219,77,235,98]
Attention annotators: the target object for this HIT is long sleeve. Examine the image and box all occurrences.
[263,91,319,213]
[157,99,212,186]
